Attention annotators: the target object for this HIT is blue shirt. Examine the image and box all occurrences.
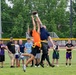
[40,27,50,40]
[19,44,25,53]
[24,42,33,54]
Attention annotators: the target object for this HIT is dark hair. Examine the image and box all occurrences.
[0,40,2,41]
[27,38,30,40]
[29,30,33,37]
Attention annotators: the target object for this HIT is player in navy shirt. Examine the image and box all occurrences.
[18,39,25,67]
[35,12,55,67]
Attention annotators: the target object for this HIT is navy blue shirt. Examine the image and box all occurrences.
[40,27,50,40]
[19,44,25,53]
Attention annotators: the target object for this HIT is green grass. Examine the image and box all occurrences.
[0,49,76,75]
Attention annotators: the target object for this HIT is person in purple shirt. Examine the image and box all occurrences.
[65,39,73,66]
[0,40,6,68]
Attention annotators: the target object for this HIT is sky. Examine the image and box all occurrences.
[5,0,70,11]
[5,0,13,8]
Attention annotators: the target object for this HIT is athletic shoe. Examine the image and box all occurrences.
[56,65,59,67]
[10,66,15,68]
[0,66,3,68]
[30,65,34,67]
[23,65,26,72]
[40,63,44,68]
[38,65,40,67]
[49,64,55,67]
[35,65,37,67]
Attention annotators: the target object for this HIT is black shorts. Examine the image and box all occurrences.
[52,52,59,59]
[0,55,5,62]
[31,46,40,56]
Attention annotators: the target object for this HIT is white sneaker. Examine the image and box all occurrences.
[66,65,67,67]
[56,65,59,67]
[35,66,37,67]
[38,65,40,67]
[23,65,26,72]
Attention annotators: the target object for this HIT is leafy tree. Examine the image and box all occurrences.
[2,0,75,38]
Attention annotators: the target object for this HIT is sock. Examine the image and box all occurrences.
[66,63,68,65]
[69,63,71,66]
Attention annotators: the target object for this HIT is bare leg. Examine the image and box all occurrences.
[66,58,68,66]
[52,59,55,65]
[1,62,3,68]
[18,60,20,67]
[22,53,34,66]
[56,59,59,66]
[69,59,71,66]
[11,58,15,66]
[16,59,19,67]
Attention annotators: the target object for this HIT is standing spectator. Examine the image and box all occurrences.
[65,39,73,66]
[52,41,59,66]
[18,39,25,67]
[0,40,6,68]
[14,40,20,67]
[24,38,33,67]
[7,37,15,68]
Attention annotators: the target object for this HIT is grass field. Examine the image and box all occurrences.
[0,49,76,75]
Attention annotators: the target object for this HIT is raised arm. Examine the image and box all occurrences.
[27,25,29,34]
[31,15,36,30]
[48,36,55,49]
[35,13,43,27]
[36,18,40,33]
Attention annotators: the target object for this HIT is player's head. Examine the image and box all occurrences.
[43,25,46,29]
[27,38,31,43]
[10,37,13,42]
[54,41,57,45]
[68,39,71,43]
[14,40,18,44]
[19,39,23,45]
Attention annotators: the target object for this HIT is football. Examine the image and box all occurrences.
[32,11,37,15]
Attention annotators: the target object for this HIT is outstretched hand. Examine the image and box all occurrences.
[35,13,38,17]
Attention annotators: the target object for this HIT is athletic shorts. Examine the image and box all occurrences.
[0,55,5,62]
[19,56,25,60]
[35,53,41,59]
[31,46,40,56]
[52,51,59,59]
[15,54,19,59]
[66,52,72,59]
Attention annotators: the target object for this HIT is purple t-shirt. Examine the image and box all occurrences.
[0,44,5,55]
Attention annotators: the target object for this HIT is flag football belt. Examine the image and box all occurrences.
[41,40,48,43]
[32,42,41,48]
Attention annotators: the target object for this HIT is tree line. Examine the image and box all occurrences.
[1,0,76,38]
